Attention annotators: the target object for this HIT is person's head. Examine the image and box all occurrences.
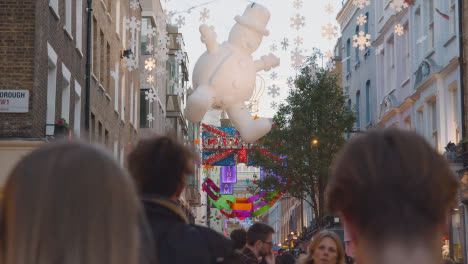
[275,255,285,264]
[246,223,275,257]
[443,258,454,264]
[230,229,247,250]
[281,252,296,264]
[128,136,194,199]
[298,230,345,264]
[327,129,458,249]
[0,141,145,264]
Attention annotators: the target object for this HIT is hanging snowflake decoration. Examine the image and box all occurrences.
[290,14,306,31]
[281,38,289,51]
[162,9,174,24]
[155,46,169,62]
[389,0,408,12]
[145,89,157,103]
[200,8,210,22]
[145,57,156,71]
[321,23,338,41]
[147,75,154,84]
[110,71,117,80]
[356,14,367,26]
[123,54,138,71]
[145,26,157,37]
[416,35,427,45]
[130,0,139,10]
[158,34,170,47]
[394,24,404,36]
[146,44,154,53]
[287,77,295,89]
[175,15,185,28]
[174,83,184,95]
[353,31,371,51]
[270,43,278,52]
[325,50,334,60]
[293,0,303,9]
[294,36,303,47]
[127,39,137,48]
[270,71,278,80]
[291,48,306,70]
[326,60,336,71]
[176,35,184,46]
[155,66,167,77]
[175,50,185,64]
[147,113,155,122]
[270,101,278,109]
[353,0,370,9]
[325,4,334,14]
[125,16,141,34]
[267,84,280,98]
[169,78,175,87]
[375,44,384,55]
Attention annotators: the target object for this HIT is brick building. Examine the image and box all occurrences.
[0,0,86,184]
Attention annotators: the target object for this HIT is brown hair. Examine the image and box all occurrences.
[128,136,194,197]
[297,230,345,264]
[246,223,275,246]
[0,141,146,264]
[327,129,459,242]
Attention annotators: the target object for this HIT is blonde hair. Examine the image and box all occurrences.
[0,141,147,264]
[297,230,345,264]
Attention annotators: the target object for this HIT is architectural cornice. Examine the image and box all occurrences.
[336,0,358,32]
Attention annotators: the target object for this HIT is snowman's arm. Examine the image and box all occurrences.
[200,24,219,54]
[255,53,280,72]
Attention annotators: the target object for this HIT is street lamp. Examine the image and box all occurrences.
[311,139,318,145]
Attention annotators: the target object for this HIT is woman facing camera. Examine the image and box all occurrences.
[297,230,345,264]
[0,141,151,264]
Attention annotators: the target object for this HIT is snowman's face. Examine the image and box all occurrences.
[228,24,263,53]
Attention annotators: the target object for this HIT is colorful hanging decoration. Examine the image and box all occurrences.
[221,166,237,183]
[202,178,284,219]
[202,124,281,166]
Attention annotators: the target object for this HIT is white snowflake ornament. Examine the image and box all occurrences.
[155,46,169,62]
[200,8,210,22]
[353,0,370,9]
[147,75,154,84]
[267,84,280,98]
[110,71,117,80]
[146,44,154,53]
[326,60,336,71]
[270,101,278,109]
[130,0,139,10]
[294,36,303,47]
[176,35,184,46]
[290,14,306,31]
[353,31,371,51]
[270,71,278,80]
[293,0,303,9]
[325,50,334,59]
[155,66,167,77]
[270,44,278,52]
[356,14,367,26]
[145,26,157,37]
[291,49,305,70]
[389,0,408,12]
[125,16,141,34]
[322,23,338,41]
[281,38,289,51]
[147,113,155,121]
[394,24,404,36]
[175,50,185,64]
[145,89,157,103]
[375,44,384,55]
[123,55,138,71]
[325,4,334,14]
[158,35,170,47]
[175,15,185,28]
[145,57,156,71]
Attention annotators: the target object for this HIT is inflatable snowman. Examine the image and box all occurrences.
[186,3,280,143]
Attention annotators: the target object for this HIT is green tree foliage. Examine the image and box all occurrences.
[250,54,355,228]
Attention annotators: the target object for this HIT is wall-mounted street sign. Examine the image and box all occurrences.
[0,90,29,113]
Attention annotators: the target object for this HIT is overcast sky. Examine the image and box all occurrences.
[162,0,344,118]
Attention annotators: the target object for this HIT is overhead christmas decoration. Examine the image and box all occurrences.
[353,31,371,51]
[389,0,408,12]
[186,3,280,143]
[394,24,404,36]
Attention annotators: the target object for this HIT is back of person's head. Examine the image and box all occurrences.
[281,253,295,264]
[275,255,285,264]
[230,229,247,250]
[327,129,459,243]
[246,223,275,246]
[0,141,144,264]
[443,258,454,264]
[128,136,194,197]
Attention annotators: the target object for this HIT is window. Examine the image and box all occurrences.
[105,129,109,147]
[430,100,438,150]
[92,17,98,75]
[346,39,351,73]
[76,0,83,51]
[428,0,435,50]
[386,37,395,94]
[450,3,456,35]
[74,81,81,137]
[61,63,71,123]
[417,108,424,135]
[121,75,125,121]
[450,83,460,141]
[415,8,422,62]
[64,0,72,36]
[404,116,411,130]
[364,13,369,34]
[100,31,105,84]
[91,113,95,140]
[107,42,111,91]
[134,89,138,127]
[49,0,59,18]
[113,140,118,160]
[365,81,370,123]
[404,24,410,78]
[355,26,360,64]
[116,0,120,35]
[98,121,103,143]
[130,81,134,124]
[114,63,119,112]
[140,89,150,128]
[356,91,361,130]
[46,43,58,136]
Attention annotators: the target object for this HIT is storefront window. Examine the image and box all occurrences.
[451,209,464,263]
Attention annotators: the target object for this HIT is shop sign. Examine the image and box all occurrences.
[0,90,29,113]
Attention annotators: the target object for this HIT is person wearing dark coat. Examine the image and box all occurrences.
[128,136,241,264]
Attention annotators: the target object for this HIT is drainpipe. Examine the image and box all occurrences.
[84,0,93,134]
[459,0,465,139]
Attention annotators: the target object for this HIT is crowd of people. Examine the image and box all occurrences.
[0,129,461,264]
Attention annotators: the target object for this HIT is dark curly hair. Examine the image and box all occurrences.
[230,229,247,250]
[128,136,194,197]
